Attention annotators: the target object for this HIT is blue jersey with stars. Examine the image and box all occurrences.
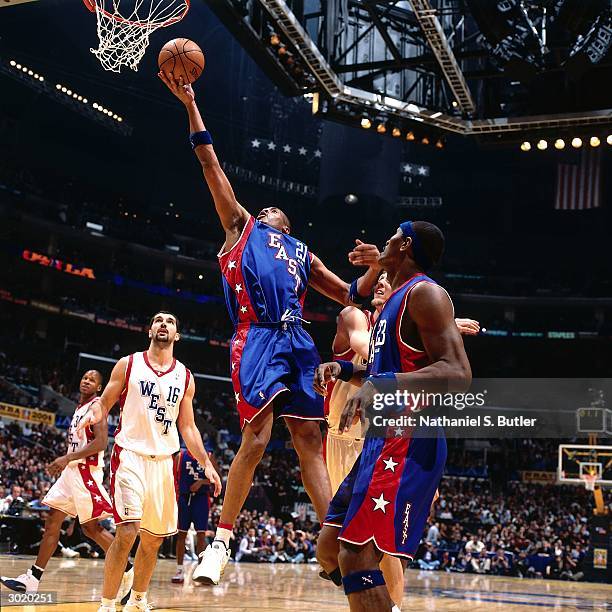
[176,449,208,496]
[218,216,313,325]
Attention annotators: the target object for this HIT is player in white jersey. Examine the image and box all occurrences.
[319,271,480,606]
[78,312,222,612]
[1,370,133,603]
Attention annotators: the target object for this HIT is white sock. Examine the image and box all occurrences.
[176,565,184,574]
[214,527,232,547]
[128,590,146,603]
[100,597,116,609]
[391,606,401,612]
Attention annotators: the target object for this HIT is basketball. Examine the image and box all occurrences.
[158,38,205,84]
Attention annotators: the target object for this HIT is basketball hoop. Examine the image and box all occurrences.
[581,473,598,492]
[84,0,190,73]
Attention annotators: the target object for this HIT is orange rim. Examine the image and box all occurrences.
[83,0,189,27]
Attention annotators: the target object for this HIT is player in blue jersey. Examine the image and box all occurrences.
[314,221,472,611]
[160,72,382,585]
[172,447,219,584]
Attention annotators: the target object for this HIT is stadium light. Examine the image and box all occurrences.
[9,60,16,67]
[554,139,565,150]
[360,117,372,129]
[406,131,415,141]
[536,139,547,150]
[520,141,531,151]
[435,138,444,149]
[376,123,386,134]
[421,136,430,145]
[571,137,582,148]
[590,136,600,147]
[392,127,401,138]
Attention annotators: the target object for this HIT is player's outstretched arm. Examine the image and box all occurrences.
[309,250,381,306]
[77,357,128,432]
[177,375,222,496]
[158,71,250,247]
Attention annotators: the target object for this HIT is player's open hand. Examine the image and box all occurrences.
[314,361,341,396]
[455,318,480,335]
[348,239,381,269]
[76,399,103,433]
[339,380,375,433]
[158,70,195,105]
[48,455,69,477]
[205,463,222,497]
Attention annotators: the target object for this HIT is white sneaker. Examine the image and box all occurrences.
[61,547,79,558]
[192,541,231,585]
[117,567,134,605]
[96,606,115,612]
[123,600,153,611]
[1,570,40,592]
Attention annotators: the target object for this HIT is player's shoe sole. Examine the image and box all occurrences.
[0,577,27,592]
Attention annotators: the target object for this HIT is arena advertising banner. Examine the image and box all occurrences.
[0,402,55,426]
[520,471,556,484]
[21,249,96,279]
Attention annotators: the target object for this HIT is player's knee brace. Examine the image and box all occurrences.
[342,569,385,595]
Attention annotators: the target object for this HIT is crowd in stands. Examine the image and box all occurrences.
[2,415,609,580]
[416,478,597,580]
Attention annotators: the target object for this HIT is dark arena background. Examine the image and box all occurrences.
[0,1,611,610]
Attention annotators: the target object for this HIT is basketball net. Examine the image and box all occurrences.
[582,473,598,492]
[85,0,189,72]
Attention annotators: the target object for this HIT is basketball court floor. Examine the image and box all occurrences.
[1,555,610,611]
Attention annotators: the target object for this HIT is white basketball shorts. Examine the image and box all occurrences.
[43,463,112,523]
[110,444,177,537]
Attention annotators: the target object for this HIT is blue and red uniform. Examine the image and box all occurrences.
[323,273,447,558]
[218,215,323,429]
[175,449,210,532]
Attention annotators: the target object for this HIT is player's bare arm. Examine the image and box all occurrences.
[313,361,368,397]
[309,253,381,306]
[176,375,222,496]
[47,419,108,478]
[158,71,249,249]
[335,306,372,361]
[399,282,472,390]
[77,357,128,432]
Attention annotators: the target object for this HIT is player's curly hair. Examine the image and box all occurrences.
[412,221,445,270]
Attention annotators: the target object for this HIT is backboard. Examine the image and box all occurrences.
[558,445,612,487]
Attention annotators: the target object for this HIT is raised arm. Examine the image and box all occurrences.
[309,254,380,306]
[158,71,250,249]
[176,375,222,496]
[77,357,128,431]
